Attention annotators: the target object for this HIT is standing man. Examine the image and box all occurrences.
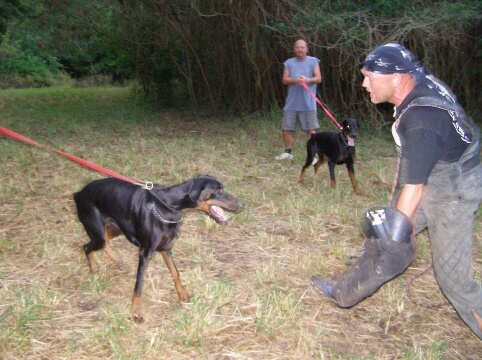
[275,39,322,160]
[311,43,482,340]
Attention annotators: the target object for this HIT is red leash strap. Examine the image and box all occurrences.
[301,80,343,129]
[406,264,449,308]
[0,126,140,185]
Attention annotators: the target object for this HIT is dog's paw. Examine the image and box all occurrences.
[132,313,145,324]
[179,293,191,303]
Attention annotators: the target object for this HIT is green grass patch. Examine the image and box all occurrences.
[0,86,480,359]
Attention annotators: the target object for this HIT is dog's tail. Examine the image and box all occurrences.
[299,138,318,183]
[302,138,318,170]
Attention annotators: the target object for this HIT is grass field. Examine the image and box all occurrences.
[0,87,481,359]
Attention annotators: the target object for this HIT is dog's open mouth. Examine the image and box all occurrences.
[209,205,229,223]
[348,136,355,147]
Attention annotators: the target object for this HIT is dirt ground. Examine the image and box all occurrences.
[1,112,481,359]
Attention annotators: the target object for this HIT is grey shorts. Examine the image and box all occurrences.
[282,110,320,131]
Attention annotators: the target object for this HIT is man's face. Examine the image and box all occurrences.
[361,68,396,105]
[294,41,308,60]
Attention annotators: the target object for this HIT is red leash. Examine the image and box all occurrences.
[301,80,343,129]
[0,126,143,185]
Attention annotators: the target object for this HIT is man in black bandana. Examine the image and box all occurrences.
[311,43,482,340]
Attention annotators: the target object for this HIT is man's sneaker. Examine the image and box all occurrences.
[275,152,293,160]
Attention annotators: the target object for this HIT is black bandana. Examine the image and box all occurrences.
[363,43,426,83]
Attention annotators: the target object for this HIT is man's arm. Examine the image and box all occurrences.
[282,66,298,85]
[396,183,424,219]
[282,64,322,85]
[309,64,322,84]
[299,64,322,84]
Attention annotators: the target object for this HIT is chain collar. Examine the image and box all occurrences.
[148,203,183,224]
[341,135,348,145]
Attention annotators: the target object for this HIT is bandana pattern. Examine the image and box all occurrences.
[363,43,426,83]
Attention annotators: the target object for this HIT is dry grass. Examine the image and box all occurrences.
[0,87,481,359]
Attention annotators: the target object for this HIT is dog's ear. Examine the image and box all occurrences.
[188,175,221,203]
[188,175,207,201]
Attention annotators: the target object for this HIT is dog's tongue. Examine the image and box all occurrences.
[348,137,355,147]
[210,205,229,222]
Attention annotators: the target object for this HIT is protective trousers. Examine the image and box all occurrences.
[410,145,482,340]
[393,96,482,339]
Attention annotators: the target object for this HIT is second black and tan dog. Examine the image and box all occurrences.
[74,175,243,323]
[298,118,362,195]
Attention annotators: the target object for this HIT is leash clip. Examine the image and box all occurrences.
[139,182,154,190]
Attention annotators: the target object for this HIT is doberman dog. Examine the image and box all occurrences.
[298,118,361,195]
[74,175,243,323]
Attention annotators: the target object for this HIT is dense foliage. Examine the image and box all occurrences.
[0,0,480,120]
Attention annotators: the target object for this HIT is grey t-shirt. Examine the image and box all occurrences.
[283,56,320,112]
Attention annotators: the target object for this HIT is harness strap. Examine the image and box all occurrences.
[394,96,480,175]
[460,152,481,173]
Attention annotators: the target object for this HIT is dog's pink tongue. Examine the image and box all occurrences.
[348,137,355,146]
[211,205,228,222]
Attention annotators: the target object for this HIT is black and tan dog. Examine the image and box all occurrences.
[298,118,361,195]
[74,175,243,323]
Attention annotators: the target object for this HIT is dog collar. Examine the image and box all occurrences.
[341,133,354,147]
[148,203,183,224]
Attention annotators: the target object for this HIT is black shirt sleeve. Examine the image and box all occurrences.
[398,126,440,184]
[397,106,445,185]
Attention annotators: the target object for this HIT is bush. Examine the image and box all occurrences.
[0,29,60,88]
